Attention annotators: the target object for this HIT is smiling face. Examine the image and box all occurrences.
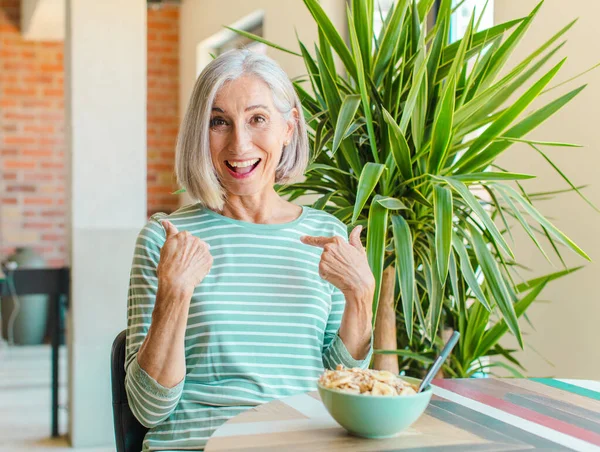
[209,75,296,198]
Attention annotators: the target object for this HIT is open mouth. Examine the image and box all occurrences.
[225,158,261,178]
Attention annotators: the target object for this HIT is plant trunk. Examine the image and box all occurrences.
[373,265,399,373]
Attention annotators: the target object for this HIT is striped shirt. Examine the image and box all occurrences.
[125,203,373,451]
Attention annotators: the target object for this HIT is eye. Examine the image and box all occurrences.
[252,115,267,124]
[210,117,228,128]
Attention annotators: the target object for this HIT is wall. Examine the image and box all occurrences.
[147,4,180,216]
[66,0,146,445]
[0,2,180,266]
[495,0,600,379]
[0,0,65,267]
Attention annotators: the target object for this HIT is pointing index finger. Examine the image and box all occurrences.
[300,235,336,248]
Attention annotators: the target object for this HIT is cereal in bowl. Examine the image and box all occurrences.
[318,364,418,396]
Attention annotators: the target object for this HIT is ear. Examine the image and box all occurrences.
[285,107,299,143]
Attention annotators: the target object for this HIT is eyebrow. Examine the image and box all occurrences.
[211,104,271,113]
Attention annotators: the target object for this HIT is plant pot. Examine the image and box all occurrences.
[1,248,49,345]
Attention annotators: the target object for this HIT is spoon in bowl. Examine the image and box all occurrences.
[418,331,460,393]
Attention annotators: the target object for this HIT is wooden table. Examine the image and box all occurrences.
[205,378,600,451]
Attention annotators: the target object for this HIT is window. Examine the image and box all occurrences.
[196,10,266,76]
[450,0,494,42]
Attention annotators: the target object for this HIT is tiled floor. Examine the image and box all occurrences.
[0,343,113,452]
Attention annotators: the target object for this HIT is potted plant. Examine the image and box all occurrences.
[231,0,595,377]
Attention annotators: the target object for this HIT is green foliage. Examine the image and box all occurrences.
[232,0,594,377]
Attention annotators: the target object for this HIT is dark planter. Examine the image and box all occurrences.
[1,248,49,345]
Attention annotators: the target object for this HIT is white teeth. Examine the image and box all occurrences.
[227,158,259,168]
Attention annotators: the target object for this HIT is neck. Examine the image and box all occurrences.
[220,190,287,224]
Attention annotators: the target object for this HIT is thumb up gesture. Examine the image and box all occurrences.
[300,226,375,301]
[157,219,213,294]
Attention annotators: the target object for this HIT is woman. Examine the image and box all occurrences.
[126,49,375,451]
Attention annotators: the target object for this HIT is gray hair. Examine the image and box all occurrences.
[175,49,309,211]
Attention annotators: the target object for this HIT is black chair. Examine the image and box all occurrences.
[111,330,148,452]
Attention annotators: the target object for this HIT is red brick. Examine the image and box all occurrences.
[44,88,63,97]
[6,185,36,193]
[4,112,35,121]
[41,234,63,241]
[40,63,63,72]
[24,124,55,134]
[4,160,36,169]
[23,149,54,158]
[24,222,53,229]
[41,210,65,217]
[24,198,54,205]
[40,162,64,169]
[24,173,54,181]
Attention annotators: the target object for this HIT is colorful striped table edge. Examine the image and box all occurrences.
[205,378,600,451]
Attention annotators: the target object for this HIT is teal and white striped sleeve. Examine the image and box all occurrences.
[124,214,184,428]
[321,224,373,370]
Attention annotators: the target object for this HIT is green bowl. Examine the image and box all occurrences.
[317,376,432,438]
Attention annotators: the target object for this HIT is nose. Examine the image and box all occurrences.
[229,121,252,153]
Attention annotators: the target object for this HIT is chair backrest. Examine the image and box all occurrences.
[111,330,148,452]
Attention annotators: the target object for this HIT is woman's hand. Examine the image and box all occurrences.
[158,220,213,294]
[300,225,375,301]
[301,225,374,360]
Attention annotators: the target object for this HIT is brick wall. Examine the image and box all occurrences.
[147,5,180,217]
[0,0,66,267]
[0,2,180,267]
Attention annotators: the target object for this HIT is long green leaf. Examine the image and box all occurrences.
[473,1,543,93]
[353,163,386,223]
[332,95,361,155]
[456,41,565,127]
[469,225,522,348]
[367,196,389,322]
[352,0,373,73]
[373,0,409,84]
[494,184,591,261]
[425,248,444,340]
[426,4,449,97]
[428,76,456,173]
[347,8,379,162]
[455,58,566,172]
[374,348,434,364]
[441,18,525,63]
[441,176,513,258]
[225,27,302,56]
[495,186,550,263]
[462,85,586,172]
[306,163,352,177]
[399,46,429,133]
[377,197,408,210]
[434,185,453,284]
[476,279,548,356]
[392,215,415,340]
[529,143,600,212]
[383,109,414,181]
[515,266,583,293]
[452,172,535,182]
[463,300,490,364]
[313,191,337,210]
[451,233,491,311]
[303,0,357,80]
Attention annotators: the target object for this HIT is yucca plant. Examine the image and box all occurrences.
[231,0,596,377]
